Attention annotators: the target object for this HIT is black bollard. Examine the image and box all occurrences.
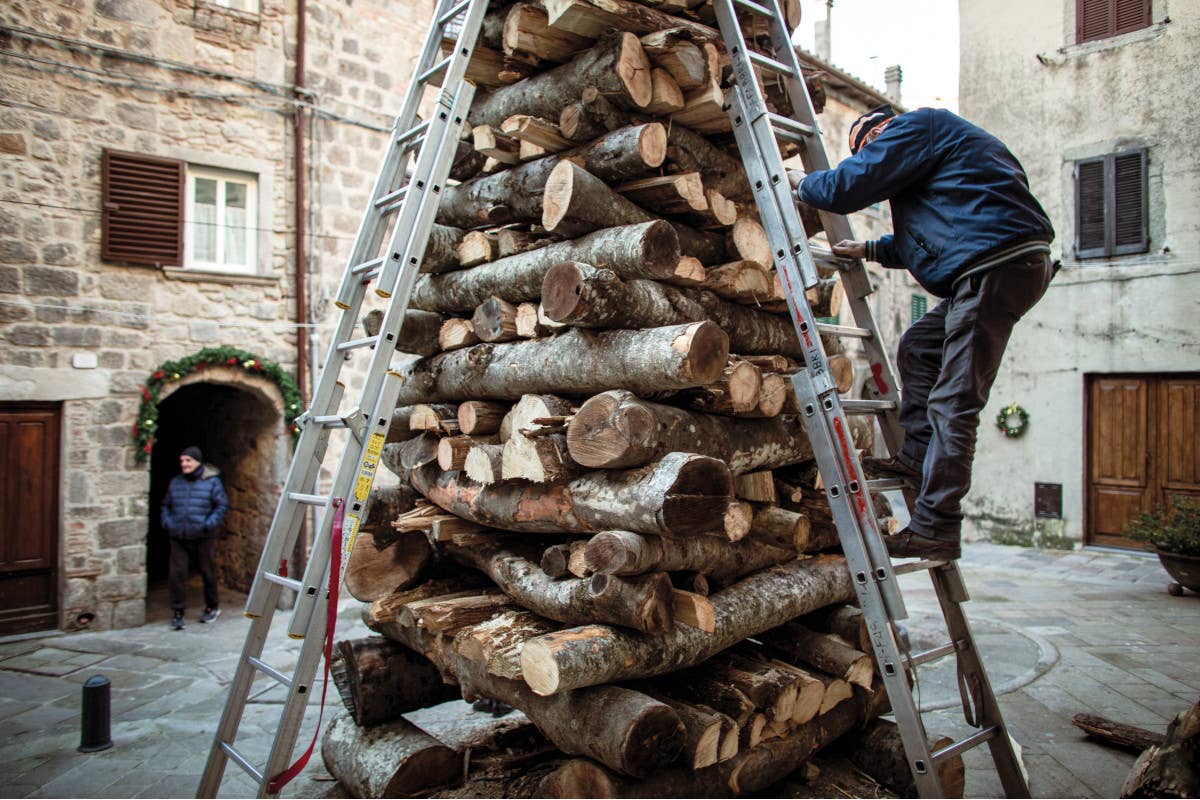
[78,675,113,753]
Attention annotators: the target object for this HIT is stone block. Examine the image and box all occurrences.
[98,351,125,369]
[35,299,67,322]
[52,326,103,346]
[0,133,25,155]
[65,577,94,609]
[42,243,79,266]
[94,422,137,447]
[96,0,161,25]
[0,212,20,238]
[24,265,80,296]
[104,330,148,349]
[337,59,368,81]
[95,574,144,601]
[117,545,146,574]
[6,324,52,346]
[372,70,393,91]
[68,471,90,504]
[116,102,157,132]
[189,320,219,341]
[342,38,359,55]
[0,301,32,323]
[0,240,37,264]
[113,598,145,628]
[98,518,146,549]
[33,119,61,141]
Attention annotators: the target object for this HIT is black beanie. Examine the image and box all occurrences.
[181,446,203,462]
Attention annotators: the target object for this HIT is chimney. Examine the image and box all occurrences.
[885,64,903,106]
[814,0,833,63]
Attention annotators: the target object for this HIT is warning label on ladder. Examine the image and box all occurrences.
[354,432,385,501]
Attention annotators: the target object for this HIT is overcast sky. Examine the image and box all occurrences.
[790,0,960,111]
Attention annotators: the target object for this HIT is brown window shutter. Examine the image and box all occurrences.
[1114,0,1151,35]
[1077,0,1112,43]
[102,149,184,267]
[1075,159,1106,258]
[1112,151,1148,254]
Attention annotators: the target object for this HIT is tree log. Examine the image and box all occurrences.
[345,523,432,601]
[667,124,752,202]
[847,718,966,798]
[502,3,591,63]
[464,442,506,484]
[472,296,520,342]
[1120,698,1200,798]
[543,159,654,238]
[411,451,733,538]
[439,317,480,351]
[640,29,708,90]
[361,308,444,357]
[458,399,509,436]
[543,0,723,46]
[320,714,459,798]
[410,220,679,313]
[520,555,855,695]
[644,67,685,114]
[359,484,420,547]
[568,390,824,473]
[801,604,872,654]
[584,530,793,584]
[331,637,461,727]
[1072,712,1166,754]
[469,32,652,129]
[391,322,729,404]
[759,622,874,689]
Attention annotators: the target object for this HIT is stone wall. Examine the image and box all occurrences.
[0,0,425,630]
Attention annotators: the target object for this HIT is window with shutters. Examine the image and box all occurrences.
[910,293,927,324]
[1077,0,1151,44]
[102,150,185,267]
[1074,149,1148,259]
[184,166,258,274]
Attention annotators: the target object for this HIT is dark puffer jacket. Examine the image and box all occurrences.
[161,465,228,540]
[799,108,1054,298]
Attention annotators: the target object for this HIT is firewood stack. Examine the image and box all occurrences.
[323,0,964,796]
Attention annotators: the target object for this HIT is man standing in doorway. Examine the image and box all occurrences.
[793,104,1056,561]
[160,445,228,629]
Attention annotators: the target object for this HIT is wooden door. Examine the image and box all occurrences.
[0,404,60,634]
[1086,374,1200,549]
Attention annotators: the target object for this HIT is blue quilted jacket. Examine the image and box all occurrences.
[161,465,228,540]
[799,108,1054,297]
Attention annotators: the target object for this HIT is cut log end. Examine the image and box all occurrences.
[676,321,730,386]
[616,32,654,108]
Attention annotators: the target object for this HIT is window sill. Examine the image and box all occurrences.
[162,267,279,286]
[1039,22,1169,64]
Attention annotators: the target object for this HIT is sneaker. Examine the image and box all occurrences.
[885,529,961,561]
[200,607,221,624]
[171,612,185,631]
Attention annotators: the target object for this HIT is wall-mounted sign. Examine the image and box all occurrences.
[1035,482,1062,519]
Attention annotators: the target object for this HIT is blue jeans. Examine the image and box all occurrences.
[895,253,1055,541]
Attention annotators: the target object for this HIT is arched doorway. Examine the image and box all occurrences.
[147,367,288,605]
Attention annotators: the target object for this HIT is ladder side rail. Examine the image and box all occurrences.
[286,20,485,638]
[931,565,1031,798]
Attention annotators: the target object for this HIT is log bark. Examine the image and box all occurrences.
[1121,699,1200,798]
[423,223,467,273]
[320,714,459,798]
[567,390,820,472]
[759,622,874,689]
[665,360,762,416]
[361,308,444,357]
[391,322,729,404]
[667,124,752,201]
[1072,712,1166,754]
[410,452,733,538]
[801,604,872,654]
[746,506,809,550]
[331,637,461,727]
[359,484,420,548]
[502,3,591,63]
[540,262,806,358]
[345,522,432,601]
[584,530,793,584]
[640,29,708,91]
[441,534,674,633]
[472,296,520,342]
[543,0,723,46]
[520,555,855,695]
[410,220,679,313]
[469,32,653,129]
[848,718,966,798]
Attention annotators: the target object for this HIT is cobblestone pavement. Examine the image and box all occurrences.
[0,543,1195,799]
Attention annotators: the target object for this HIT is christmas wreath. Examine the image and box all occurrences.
[133,346,303,463]
[995,402,1030,439]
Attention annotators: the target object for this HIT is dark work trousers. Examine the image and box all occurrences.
[895,253,1055,541]
[168,537,219,612]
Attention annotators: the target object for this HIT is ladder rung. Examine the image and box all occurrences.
[351,256,386,276]
[842,399,897,414]
[247,655,294,688]
[336,335,380,353]
[311,415,347,428]
[767,112,815,141]
[288,492,329,506]
[816,322,872,339]
[866,477,910,492]
[418,56,452,85]
[374,185,408,210]
[892,558,952,575]
[395,119,430,146]
[438,0,472,26]
[907,640,962,668]
[263,571,303,592]
[933,725,999,763]
[732,0,773,16]
[219,741,264,783]
[748,49,798,79]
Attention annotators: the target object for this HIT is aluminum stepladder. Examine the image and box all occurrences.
[196,0,490,795]
[710,1,1030,796]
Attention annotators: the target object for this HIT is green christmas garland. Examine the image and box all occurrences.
[995,402,1030,439]
[133,346,303,463]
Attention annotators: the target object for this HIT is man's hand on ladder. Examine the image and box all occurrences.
[831,240,866,261]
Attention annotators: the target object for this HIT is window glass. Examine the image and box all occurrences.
[193,178,218,263]
[185,167,257,274]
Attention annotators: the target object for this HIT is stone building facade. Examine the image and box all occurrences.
[0,0,430,633]
[958,0,1200,547]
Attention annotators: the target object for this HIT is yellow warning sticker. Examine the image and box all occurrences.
[354,432,386,501]
[343,514,360,556]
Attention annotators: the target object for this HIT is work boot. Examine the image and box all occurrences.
[200,607,221,624]
[861,456,921,484]
[171,611,185,631]
[885,529,961,561]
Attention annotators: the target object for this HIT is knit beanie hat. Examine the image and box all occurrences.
[181,445,203,462]
[849,104,897,154]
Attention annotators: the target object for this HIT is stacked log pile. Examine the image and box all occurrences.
[323,1,961,796]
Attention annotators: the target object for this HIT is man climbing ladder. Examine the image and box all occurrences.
[793,104,1057,561]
